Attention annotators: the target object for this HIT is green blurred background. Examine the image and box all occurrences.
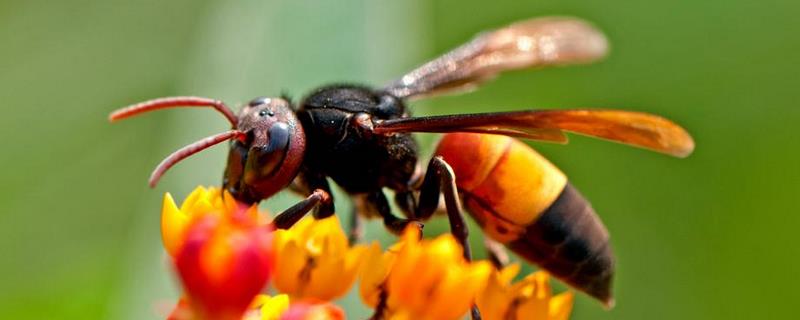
[1,0,798,319]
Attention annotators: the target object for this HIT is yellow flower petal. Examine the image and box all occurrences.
[272,216,365,302]
[476,274,511,320]
[190,196,216,218]
[388,309,414,320]
[306,254,349,300]
[549,292,574,320]
[273,239,306,295]
[242,294,291,320]
[309,244,368,300]
[359,242,392,307]
[259,294,290,320]
[499,263,521,284]
[515,293,549,320]
[427,261,491,320]
[180,185,209,212]
[378,227,492,320]
[513,272,551,320]
[478,267,573,320]
[222,190,239,217]
[162,192,188,257]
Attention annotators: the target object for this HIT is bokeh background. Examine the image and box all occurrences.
[1,0,798,319]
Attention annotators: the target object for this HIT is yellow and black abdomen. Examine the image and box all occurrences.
[435,133,615,305]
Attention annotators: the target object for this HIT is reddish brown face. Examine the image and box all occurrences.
[223,97,306,204]
[236,97,288,137]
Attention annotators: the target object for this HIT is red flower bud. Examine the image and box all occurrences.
[174,209,274,320]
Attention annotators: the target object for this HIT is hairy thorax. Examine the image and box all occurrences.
[296,85,419,194]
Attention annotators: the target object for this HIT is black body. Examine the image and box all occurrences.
[294,85,420,211]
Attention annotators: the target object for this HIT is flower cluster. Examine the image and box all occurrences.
[359,227,492,320]
[478,265,574,320]
[272,214,370,302]
[159,186,574,320]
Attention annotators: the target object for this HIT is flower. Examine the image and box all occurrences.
[358,243,395,308]
[166,296,191,320]
[360,227,493,320]
[161,186,265,257]
[272,215,371,302]
[171,294,290,320]
[170,293,344,320]
[244,294,345,320]
[162,186,274,320]
[476,265,574,320]
[244,294,290,320]
[278,301,345,320]
[159,186,573,320]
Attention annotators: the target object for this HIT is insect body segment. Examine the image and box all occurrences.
[436,133,614,306]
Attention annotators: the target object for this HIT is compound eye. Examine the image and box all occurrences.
[248,97,271,107]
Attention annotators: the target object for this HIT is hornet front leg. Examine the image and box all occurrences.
[272,189,331,229]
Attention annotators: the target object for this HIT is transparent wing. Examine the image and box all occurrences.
[383,17,609,100]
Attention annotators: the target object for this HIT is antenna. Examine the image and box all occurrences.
[148,130,246,187]
[109,96,238,127]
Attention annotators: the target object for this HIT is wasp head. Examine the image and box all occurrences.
[224,97,306,204]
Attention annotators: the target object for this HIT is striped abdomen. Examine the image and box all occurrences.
[434,133,615,305]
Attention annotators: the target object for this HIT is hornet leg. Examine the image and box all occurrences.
[484,237,510,269]
[367,190,423,235]
[272,189,331,229]
[393,191,418,220]
[348,203,364,244]
[416,156,481,320]
[416,156,473,261]
[291,167,335,219]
